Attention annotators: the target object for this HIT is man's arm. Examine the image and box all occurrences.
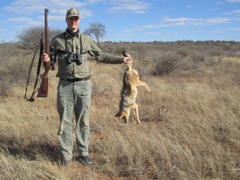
[84,35,133,64]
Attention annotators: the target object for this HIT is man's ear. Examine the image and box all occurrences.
[65,18,67,22]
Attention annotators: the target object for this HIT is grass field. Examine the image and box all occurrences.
[0,41,240,179]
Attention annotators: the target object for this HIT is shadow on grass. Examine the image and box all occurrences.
[0,137,61,163]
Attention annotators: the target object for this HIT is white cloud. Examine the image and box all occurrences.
[230,27,240,30]
[144,17,230,29]
[215,1,224,4]
[86,0,105,3]
[4,0,85,16]
[4,0,150,17]
[163,17,229,26]
[205,17,230,23]
[107,0,150,14]
[28,21,43,26]
[0,29,7,32]
[123,29,133,32]
[224,9,240,16]
[145,32,158,36]
[7,17,32,22]
[232,10,240,14]
[186,5,193,8]
[227,0,240,2]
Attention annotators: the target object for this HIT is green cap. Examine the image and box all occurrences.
[66,8,80,18]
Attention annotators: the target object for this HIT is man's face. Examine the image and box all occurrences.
[66,16,80,32]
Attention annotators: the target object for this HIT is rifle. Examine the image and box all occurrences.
[25,8,55,102]
[37,8,51,97]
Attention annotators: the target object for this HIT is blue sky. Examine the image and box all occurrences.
[0,0,240,42]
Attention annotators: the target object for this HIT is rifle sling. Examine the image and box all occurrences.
[24,37,44,102]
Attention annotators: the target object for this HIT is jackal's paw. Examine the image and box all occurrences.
[145,88,151,93]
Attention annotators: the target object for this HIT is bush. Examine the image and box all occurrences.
[0,71,14,97]
[176,48,190,57]
[18,26,63,51]
[153,52,180,75]
[0,60,28,97]
[0,44,31,97]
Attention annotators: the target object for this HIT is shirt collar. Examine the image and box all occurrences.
[64,28,80,38]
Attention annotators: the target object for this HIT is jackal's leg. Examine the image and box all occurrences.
[125,108,131,123]
[134,81,151,92]
[132,103,140,124]
[143,83,150,92]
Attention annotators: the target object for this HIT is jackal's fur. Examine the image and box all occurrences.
[115,57,150,124]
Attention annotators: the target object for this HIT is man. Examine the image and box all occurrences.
[42,7,132,167]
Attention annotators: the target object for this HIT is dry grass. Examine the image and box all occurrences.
[0,41,240,179]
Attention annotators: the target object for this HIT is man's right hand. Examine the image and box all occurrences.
[42,53,50,62]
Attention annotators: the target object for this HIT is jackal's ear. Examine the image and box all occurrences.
[115,112,121,117]
[123,51,131,58]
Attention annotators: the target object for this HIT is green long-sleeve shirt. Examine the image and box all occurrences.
[52,31,123,79]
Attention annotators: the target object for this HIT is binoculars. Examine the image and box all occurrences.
[66,53,82,65]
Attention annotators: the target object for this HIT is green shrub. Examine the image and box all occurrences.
[0,61,28,97]
[153,53,180,75]
[0,46,30,97]
[177,48,190,57]
[0,71,14,97]
[191,51,205,62]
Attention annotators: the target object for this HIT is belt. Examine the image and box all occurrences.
[60,76,91,82]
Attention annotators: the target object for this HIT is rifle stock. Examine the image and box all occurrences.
[37,76,49,97]
[37,8,50,98]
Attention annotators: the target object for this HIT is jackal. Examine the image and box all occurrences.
[115,52,150,124]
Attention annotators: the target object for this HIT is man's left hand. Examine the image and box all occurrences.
[123,56,133,64]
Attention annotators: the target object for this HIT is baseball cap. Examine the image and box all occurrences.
[66,8,80,18]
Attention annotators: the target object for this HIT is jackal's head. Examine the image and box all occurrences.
[123,51,133,69]
[115,111,128,123]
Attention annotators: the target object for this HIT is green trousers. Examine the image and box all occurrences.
[57,79,92,161]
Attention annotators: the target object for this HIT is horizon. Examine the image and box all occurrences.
[0,0,240,43]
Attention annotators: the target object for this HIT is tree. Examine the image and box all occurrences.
[84,23,106,46]
[18,26,63,50]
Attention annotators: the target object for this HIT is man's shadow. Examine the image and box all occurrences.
[0,137,61,163]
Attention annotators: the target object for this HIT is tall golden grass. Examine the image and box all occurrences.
[0,41,239,179]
